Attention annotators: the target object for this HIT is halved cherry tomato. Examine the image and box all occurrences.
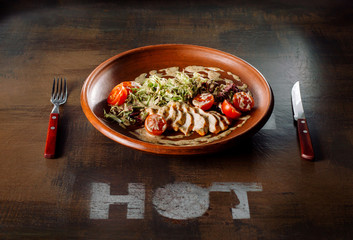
[232,92,254,112]
[145,114,167,135]
[107,81,140,106]
[221,99,241,119]
[192,93,215,111]
[107,84,128,106]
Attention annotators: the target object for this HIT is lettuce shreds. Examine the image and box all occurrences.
[135,72,206,107]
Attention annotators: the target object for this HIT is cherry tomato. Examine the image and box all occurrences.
[107,84,128,105]
[144,114,167,135]
[192,93,215,111]
[233,92,254,112]
[221,99,241,119]
[107,81,140,106]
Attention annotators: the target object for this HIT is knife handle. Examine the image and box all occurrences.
[44,113,59,159]
[297,118,314,161]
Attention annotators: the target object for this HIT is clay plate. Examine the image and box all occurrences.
[81,44,273,155]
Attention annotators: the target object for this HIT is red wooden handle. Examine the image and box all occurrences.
[44,113,59,158]
[297,118,314,161]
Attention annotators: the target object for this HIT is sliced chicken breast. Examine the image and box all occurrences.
[146,102,231,136]
[178,104,194,136]
[189,107,208,136]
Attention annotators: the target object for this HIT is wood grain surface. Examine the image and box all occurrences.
[0,0,352,239]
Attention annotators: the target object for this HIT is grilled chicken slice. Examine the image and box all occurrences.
[189,107,208,136]
[170,102,186,131]
[205,113,221,134]
[209,111,230,131]
[178,104,194,136]
[195,108,221,134]
[165,102,178,127]
[157,106,170,119]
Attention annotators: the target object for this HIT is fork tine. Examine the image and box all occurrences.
[55,77,60,100]
[59,77,63,100]
[51,78,56,98]
[64,78,67,100]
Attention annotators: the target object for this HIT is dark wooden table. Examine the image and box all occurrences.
[1,0,352,239]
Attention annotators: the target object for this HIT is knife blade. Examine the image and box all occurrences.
[291,81,314,161]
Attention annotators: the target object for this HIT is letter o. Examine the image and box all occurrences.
[152,182,209,220]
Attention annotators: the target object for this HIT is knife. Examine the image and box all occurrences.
[291,81,314,161]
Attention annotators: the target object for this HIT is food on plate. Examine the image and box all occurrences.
[107,83,128,106]
[192,93,214,111]
[104,66,254,145]
[144,114,167,136]
[221,99,241,119]
[107,81,141,106]
[147,102,231,136]
[233,92,254,112]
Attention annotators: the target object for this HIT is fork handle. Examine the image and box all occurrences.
[44,113,59,158]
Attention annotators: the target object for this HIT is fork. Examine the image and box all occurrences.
[44,78,67,158]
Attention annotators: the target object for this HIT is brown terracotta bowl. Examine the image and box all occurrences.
[81,44,273,155]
